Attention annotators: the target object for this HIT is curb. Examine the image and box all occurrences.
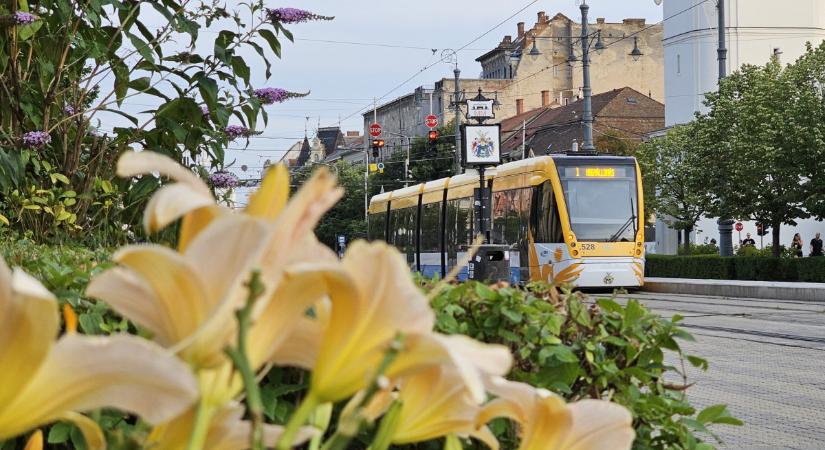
[642,277,825,301]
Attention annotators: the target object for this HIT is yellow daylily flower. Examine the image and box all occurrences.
[283,241,512,404]
[477,378,635,450]
[389,365,499,449]
[0,257,198,447]
[147,402,317,450]
[116,150,340,251]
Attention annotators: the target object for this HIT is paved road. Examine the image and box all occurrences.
[613,292,825,450]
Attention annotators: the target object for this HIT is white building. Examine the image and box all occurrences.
[657,0,825,254]
[665,0,825,126]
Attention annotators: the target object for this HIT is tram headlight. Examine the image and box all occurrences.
[636,249,642,256]
[636,241,642,247]
[572,250,579,257]
[571,242,576,248]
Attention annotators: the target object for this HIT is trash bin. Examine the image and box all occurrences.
[468,245,510,283]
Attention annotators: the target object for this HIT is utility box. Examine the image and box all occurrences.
[468,245,510,283]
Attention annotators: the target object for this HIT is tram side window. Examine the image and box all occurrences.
[532,182,564,243]
[369,211,387,241]
[420,202,441,253]
[395,207,416,265]
[492,190,520,246]
[445,196,473,266]
[456,196,473,247]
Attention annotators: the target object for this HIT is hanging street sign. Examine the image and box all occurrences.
[369,123,382,137]
[461,124,501,166]
[466,99,495,121]
[425,114,438,128]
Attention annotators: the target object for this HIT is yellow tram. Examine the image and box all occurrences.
[368,155,645,288]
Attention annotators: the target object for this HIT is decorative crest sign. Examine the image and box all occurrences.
[461,124,501,166]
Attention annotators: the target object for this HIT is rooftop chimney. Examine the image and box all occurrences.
[596,18,605,25]
[516,99,524,115]
[517,22,525,38]
[541,90,550,107]
[346,131,360,137]
[623,18,646,27]
[538,11,547,23]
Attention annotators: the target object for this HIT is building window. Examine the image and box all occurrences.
[553,66,558,78]
[677,54,681,75]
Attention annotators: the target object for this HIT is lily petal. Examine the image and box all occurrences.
[179,206,224,251]
[0,264,59,408]
[143,184,219,235]
[0,334,197,440]
[60,412,105,450]
[392,333,512,403]
[262,316,323,370]
[245,164,290,220]
[23,430,42,450]
[559,400,635,450]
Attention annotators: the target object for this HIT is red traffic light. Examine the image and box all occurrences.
[428,130,439,141]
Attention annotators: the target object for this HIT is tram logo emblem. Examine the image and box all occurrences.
[603,273,615,285]
[471,131,495,158]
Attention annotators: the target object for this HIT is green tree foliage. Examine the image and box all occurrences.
[0,0,319,243]
[637,124,713,255]
[697,54,818,257]
[290,162,367,249]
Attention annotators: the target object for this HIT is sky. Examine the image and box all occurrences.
[219,0,664,174]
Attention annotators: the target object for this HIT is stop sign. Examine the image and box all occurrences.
[425,114,438,128]
[735,222,744,232]
[369,123,382,137]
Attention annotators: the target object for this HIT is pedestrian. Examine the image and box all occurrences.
[710,238,717,246]
[811,232,824,257]
[791,233,804,258]
[741,233,756,247]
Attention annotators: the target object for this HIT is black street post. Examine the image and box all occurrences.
[716,0,735,257]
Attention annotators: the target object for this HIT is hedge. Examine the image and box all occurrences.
[646,254,825,283]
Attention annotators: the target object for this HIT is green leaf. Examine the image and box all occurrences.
[697,404,743,426]
[48,422,72,444]
[0,213,9,226]
[50,173,71,185]
[258,29,282,58]
[78,313,103,334]
[500,306,523,324]
[231,55,251,86]
[538,345,579,365]
[687,355,709,371]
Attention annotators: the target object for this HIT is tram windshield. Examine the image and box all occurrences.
[557,165,639,242]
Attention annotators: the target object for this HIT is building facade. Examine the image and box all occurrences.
[660,0,825,254]
[665,0,825,126]
[365,10,664,148]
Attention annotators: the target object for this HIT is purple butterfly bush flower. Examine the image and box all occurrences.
[21,131,51,148]
[64,105,76,116]
[266,8,333,24]
[253,87,309,105]
[12,11,37,25]
[224,125,256,140]
[208,171,240,189]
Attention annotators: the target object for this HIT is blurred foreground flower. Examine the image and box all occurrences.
[12,11,37,25]
[0,256,198,448]
[266,8,334,24]
[478,378,635,450]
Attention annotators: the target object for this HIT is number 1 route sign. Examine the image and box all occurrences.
[369,123,382,137]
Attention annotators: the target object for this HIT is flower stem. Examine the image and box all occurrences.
[368,400,402,450]
[225,270,267,450]
[277,392,319,450]
[185,398,213,450]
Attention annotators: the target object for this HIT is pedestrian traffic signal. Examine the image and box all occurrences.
[428,130,439,153]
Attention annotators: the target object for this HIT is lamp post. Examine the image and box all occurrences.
[528,0,643,153]
[716,0,735,257]
[442,49,463,175]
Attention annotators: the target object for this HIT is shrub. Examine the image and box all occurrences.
[678,244,719,255]
[646,254,825,282]
[427,280,740,450]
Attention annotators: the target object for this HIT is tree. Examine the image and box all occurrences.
[291,161,367,249]
[637,123,713,254]
[697,56,814,257]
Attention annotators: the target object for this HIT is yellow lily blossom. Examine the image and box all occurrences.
[389,365,499,449]
[0,256,198,448]
[115,150,340,251]
[282,240,512,404]
[147,402,317,450]
[477,378,635,450]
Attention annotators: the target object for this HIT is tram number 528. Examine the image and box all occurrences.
[580,243,596,251]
